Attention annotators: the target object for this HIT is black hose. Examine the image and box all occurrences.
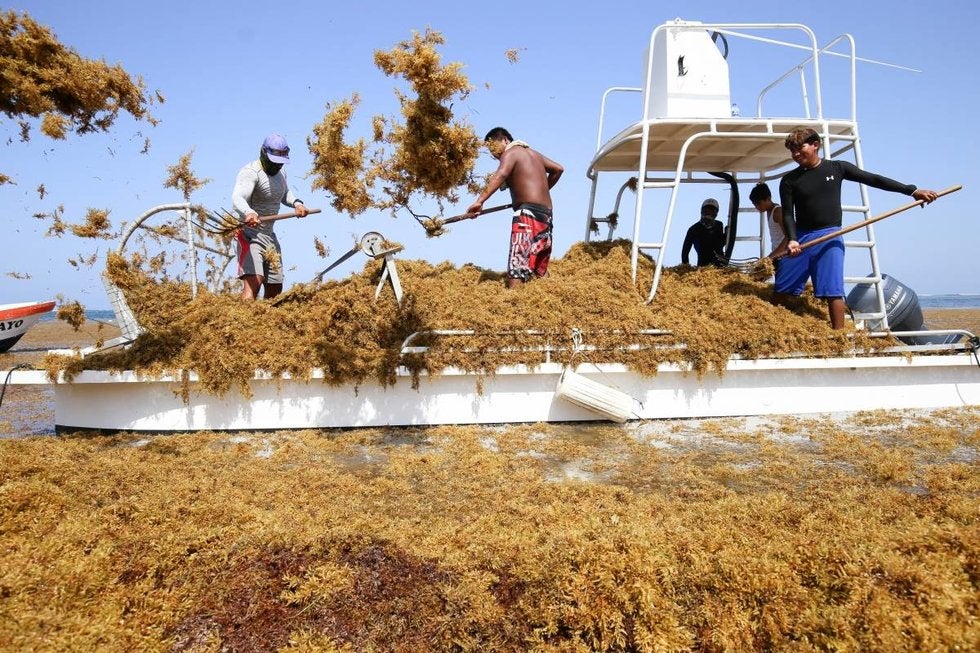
[709,171,739,259]
[711,31,730,59]
[0,364,33,409]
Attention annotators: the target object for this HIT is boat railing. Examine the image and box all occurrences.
[117,203,235,297]
[595,86,642,153]
[400,329,677,363]
[753,33,856,120]
[587,177,636,240]
[398,327,979,364]
[88,203,234,356]
[871,330,980,359]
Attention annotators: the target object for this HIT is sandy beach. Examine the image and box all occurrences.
[4,7,976,648]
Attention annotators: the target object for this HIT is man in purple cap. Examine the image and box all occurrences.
[231,133,310,300]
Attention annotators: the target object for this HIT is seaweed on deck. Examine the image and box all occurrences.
[43,240,890,398]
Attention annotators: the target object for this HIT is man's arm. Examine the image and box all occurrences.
[466,151,516,215]
[838,160,916,195]
[838,161,939,204]
[232,166,260,226]
[681,226,695,265]
[542,154,563,189]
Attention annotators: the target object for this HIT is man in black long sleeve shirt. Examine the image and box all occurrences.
[775,128,937,329]
[681,198,726,267]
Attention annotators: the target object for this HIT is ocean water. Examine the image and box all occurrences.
[39,309,116,323]
[918,294,980,309]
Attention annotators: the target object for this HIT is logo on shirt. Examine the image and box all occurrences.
[826,175,835,181]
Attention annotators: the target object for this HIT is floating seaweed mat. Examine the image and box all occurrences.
[46,241,891,398]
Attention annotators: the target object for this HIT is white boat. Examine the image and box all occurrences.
[14,355,974,432]
[5,20,980,432]
[0,300,56,353]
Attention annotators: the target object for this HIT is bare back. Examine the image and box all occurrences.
[498,146,560,209]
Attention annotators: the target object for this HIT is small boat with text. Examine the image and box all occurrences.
[0,300,56,354]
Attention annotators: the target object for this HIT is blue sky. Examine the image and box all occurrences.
[4,0,978,308]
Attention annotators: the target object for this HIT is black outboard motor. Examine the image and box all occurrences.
[845,274,960,345]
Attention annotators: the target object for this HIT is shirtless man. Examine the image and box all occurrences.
[466,127,563,288]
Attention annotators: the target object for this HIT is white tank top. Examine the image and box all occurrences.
[767,205,785,249]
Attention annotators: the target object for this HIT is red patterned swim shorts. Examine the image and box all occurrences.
[508,203,553,281]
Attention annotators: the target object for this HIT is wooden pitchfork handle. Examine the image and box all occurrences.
[777,185,961,260]
[439,203,514,226]
[254,207,322,224]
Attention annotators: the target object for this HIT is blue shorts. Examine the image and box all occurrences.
[774,226,844,298]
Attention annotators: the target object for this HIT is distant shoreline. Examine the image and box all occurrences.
[919,296,980,309]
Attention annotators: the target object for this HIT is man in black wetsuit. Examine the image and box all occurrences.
[776,127,938,329]
[681,198,726,267]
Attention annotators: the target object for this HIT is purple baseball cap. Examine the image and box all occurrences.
[262,133,290,163]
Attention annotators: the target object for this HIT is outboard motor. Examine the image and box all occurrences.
[846,274,959,345]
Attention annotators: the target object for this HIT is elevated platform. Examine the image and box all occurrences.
[589,118,856,175]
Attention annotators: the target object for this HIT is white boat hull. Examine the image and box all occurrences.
[34,353,980,432]
[0,301,56,353]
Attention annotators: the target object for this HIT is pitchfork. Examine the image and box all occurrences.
[718,255,761,274]
[404,203,514,237]
[194,207,322,236]
[726,184,961,280]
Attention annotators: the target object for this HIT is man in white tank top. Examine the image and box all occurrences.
[749,183,787,260]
